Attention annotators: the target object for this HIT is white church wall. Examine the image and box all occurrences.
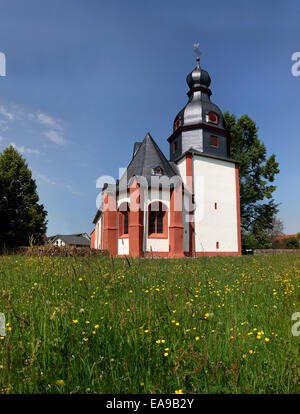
[117,191,129,255]
[118,238,129,255]
[176,157,186,184]
[94,214,102,249]
[193,155,238,253]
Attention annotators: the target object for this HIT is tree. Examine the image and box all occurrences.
[0,145,47,248]
[224,113,280,250]
[267,216,285,237]
[285,237,299,249]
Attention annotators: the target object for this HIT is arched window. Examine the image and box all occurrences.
[152,166,163,176]
[207,112,218,124]
[118,202,129,238]
[148,201,168,238]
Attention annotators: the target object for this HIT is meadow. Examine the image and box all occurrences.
[0,253,299,394]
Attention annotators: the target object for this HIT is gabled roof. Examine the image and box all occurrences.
[119,132,178,187]
[50,234,90,246]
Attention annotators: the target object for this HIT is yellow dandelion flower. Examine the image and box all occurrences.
[83,337,88,342]
[175,322,180,326]
[56,380,65,386]
[265,337,270,342]
[249,350,254,354]
[144,330,149,333]
[174,389,184,394]
[94,324,99,329]
[164,352,168,357]
[161,339,166,343]
[92,331,96,335]
[140,383,144,387]
[195,336,200,341]
[242,354,247,358]
[73,320,78,324]
[156,340,161,344]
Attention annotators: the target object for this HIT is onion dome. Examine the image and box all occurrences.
[186,57,211,89]
[172,57,224,132]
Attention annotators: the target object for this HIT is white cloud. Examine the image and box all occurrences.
[9,142,40,155]
[35,172,83,196]
[35,172,56,185]
[0,105,14,121]
[35,112,63,130]
[44,130,66,145]
[66,185,83,196]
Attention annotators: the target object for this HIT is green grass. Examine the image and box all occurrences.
[0,254,300,394]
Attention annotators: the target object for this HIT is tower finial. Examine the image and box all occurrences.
[193,43,201,68]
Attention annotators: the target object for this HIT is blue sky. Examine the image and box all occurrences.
[0,0,299,236]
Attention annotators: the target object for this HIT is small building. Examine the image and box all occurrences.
[48,234,90,247]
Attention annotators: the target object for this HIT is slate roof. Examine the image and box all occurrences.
[172,59,226,132]
[118,132,179,188]
[51,235,90,246]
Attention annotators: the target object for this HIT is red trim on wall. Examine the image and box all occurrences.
[129,180,144,257]
[195,251,240,257]
[169,186,184,257]
[90,229,95,249]
[145,251,170,258]
[102,191,117,256]
[186,154,194,256]
[235,164,242,256]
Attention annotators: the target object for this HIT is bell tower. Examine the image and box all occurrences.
[168,56,231,162]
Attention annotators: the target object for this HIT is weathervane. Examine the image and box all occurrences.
[193,43,201,67]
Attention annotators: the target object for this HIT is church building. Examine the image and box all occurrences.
[90,57,242,257]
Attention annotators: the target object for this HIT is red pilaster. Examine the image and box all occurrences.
[169,185,184,257]
[186,154,195,256]
[90,229,95,249]
[129,180,144,257]
[102,191,117,256]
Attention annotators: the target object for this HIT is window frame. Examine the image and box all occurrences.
[148,201,168,239]
[207,112,219,124]
[210,135,219,148]
[118,202,130,239]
